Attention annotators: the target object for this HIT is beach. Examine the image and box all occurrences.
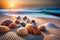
[0,15,60,40]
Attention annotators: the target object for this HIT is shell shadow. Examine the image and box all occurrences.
[18,34,44,40]
[42,29,50,35]
[0,32,7,37]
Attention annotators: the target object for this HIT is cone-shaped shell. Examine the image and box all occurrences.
[17,27,28,35]
[9,23,17,29]
[1,20,13,26]
[0,26,10,33]
[26,24,41,35]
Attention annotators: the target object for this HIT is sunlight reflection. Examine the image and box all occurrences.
[11,14,17,21]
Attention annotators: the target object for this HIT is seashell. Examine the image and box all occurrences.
[17,27,28,35]
[0,26,10,33]
[1,20,13,26]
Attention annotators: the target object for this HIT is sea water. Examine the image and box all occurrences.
[0,9,60,20]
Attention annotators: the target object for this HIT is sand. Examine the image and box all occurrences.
[0,15,60,40]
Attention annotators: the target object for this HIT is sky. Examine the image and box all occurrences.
[0,0,60,9]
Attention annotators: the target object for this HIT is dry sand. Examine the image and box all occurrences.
[0,15,60,40]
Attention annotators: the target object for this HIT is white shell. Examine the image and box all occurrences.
[17,27,28,35]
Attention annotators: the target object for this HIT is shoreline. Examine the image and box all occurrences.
[3,13,60,20]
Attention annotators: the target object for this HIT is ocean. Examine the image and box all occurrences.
[0,8,60,19]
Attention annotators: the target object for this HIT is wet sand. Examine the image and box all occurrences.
[0,15,60,40]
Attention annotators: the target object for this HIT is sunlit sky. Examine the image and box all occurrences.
[0,0,60,9]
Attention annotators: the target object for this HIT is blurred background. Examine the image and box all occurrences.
[0,0,60,19]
